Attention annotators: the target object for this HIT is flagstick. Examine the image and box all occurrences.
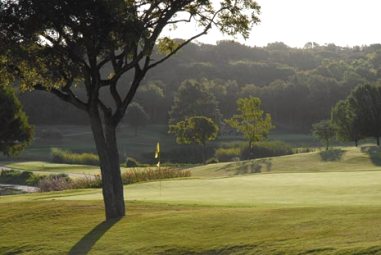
[159,154,161,198]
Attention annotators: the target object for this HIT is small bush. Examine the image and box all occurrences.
[122,167,191,185]
[125,157,139,167]
[206,157,219,164]
[240,141,293,160]
[37,174,72,192]
[156,145,215,164]
[0,169,43,186]
[215,147,241,162]
[293,147,316,154]
[51,148,99,166]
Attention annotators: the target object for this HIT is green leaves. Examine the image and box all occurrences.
[225,97,273,146]
[169,116,219,145]
[0,84,33,156]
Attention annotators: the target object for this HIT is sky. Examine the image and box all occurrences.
[164,0,381,48]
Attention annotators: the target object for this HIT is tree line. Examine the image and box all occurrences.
[18,41,381,132]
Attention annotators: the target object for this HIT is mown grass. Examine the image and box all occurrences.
[1,146,381,254]
[1,201,381,254]
[190,146,381,178]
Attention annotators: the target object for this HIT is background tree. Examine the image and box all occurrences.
[169,80,221,124]
[0,84,33,156]
[225,97,273,149]
[135,81,166,123]
[312,120,336,150]
[169,116,219,163]
[331,100,362,146]
[347,84,381,146]
[0,0,260,220]
[125,103,149,136]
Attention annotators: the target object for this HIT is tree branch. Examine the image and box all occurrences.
[34,84,88,112]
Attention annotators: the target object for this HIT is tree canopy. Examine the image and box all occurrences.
[0,0,260,220]
[169,116,219,163]
[169,79,221,124]
[331,99,362,146]
[347,84,381,145]
[125,102,149,136]
[225,97,273,148]
[312,120,336,150]
[0,84,33,156]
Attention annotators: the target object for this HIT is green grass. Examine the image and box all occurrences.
[1,146,381,254]
[190,146,381,178]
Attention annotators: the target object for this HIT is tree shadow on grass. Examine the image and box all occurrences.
[69,218,121,255]
[361,145,381,166]
[319,149,345,162]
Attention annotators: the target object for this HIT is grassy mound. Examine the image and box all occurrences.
[190,146,381,178]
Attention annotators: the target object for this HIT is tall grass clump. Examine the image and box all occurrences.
[37,174,72,192]
[38,174,102,192]
[51,148,99,165]
[71,174,102,189]
[122,167,191,185]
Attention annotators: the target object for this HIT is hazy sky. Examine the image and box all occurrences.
[164,0,381,48]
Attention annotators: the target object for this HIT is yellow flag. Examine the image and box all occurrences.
[155,142,160,158]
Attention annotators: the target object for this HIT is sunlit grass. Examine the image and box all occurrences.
[1,146,381,254]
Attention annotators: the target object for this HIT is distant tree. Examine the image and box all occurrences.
[312,120,336,150]
[331,100,362,146]
[169,80,221,124]
[169,116,219,163]
[0,0,260,220]
[136,81,166,123]
[125,103,149,136]
[0,84,33,155]
[225,97,273,149]
[347,84,381,145]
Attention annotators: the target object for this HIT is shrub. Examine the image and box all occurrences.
[0,169,43,186]
[240,141,293,160]
[121,167,191,185]
[158,145,215,164]
[215,147,241,162]
[37,174,72,192]
[206,157,219,164]
[293,147,316,154]
[125,157,139,167]
[51,148,99,165]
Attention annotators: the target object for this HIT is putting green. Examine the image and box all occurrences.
[3,171,381,208]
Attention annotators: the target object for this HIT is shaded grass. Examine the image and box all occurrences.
[2,201,381,254]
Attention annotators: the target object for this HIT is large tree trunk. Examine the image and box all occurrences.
[377,136,380,146]
[89,109,125,220]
